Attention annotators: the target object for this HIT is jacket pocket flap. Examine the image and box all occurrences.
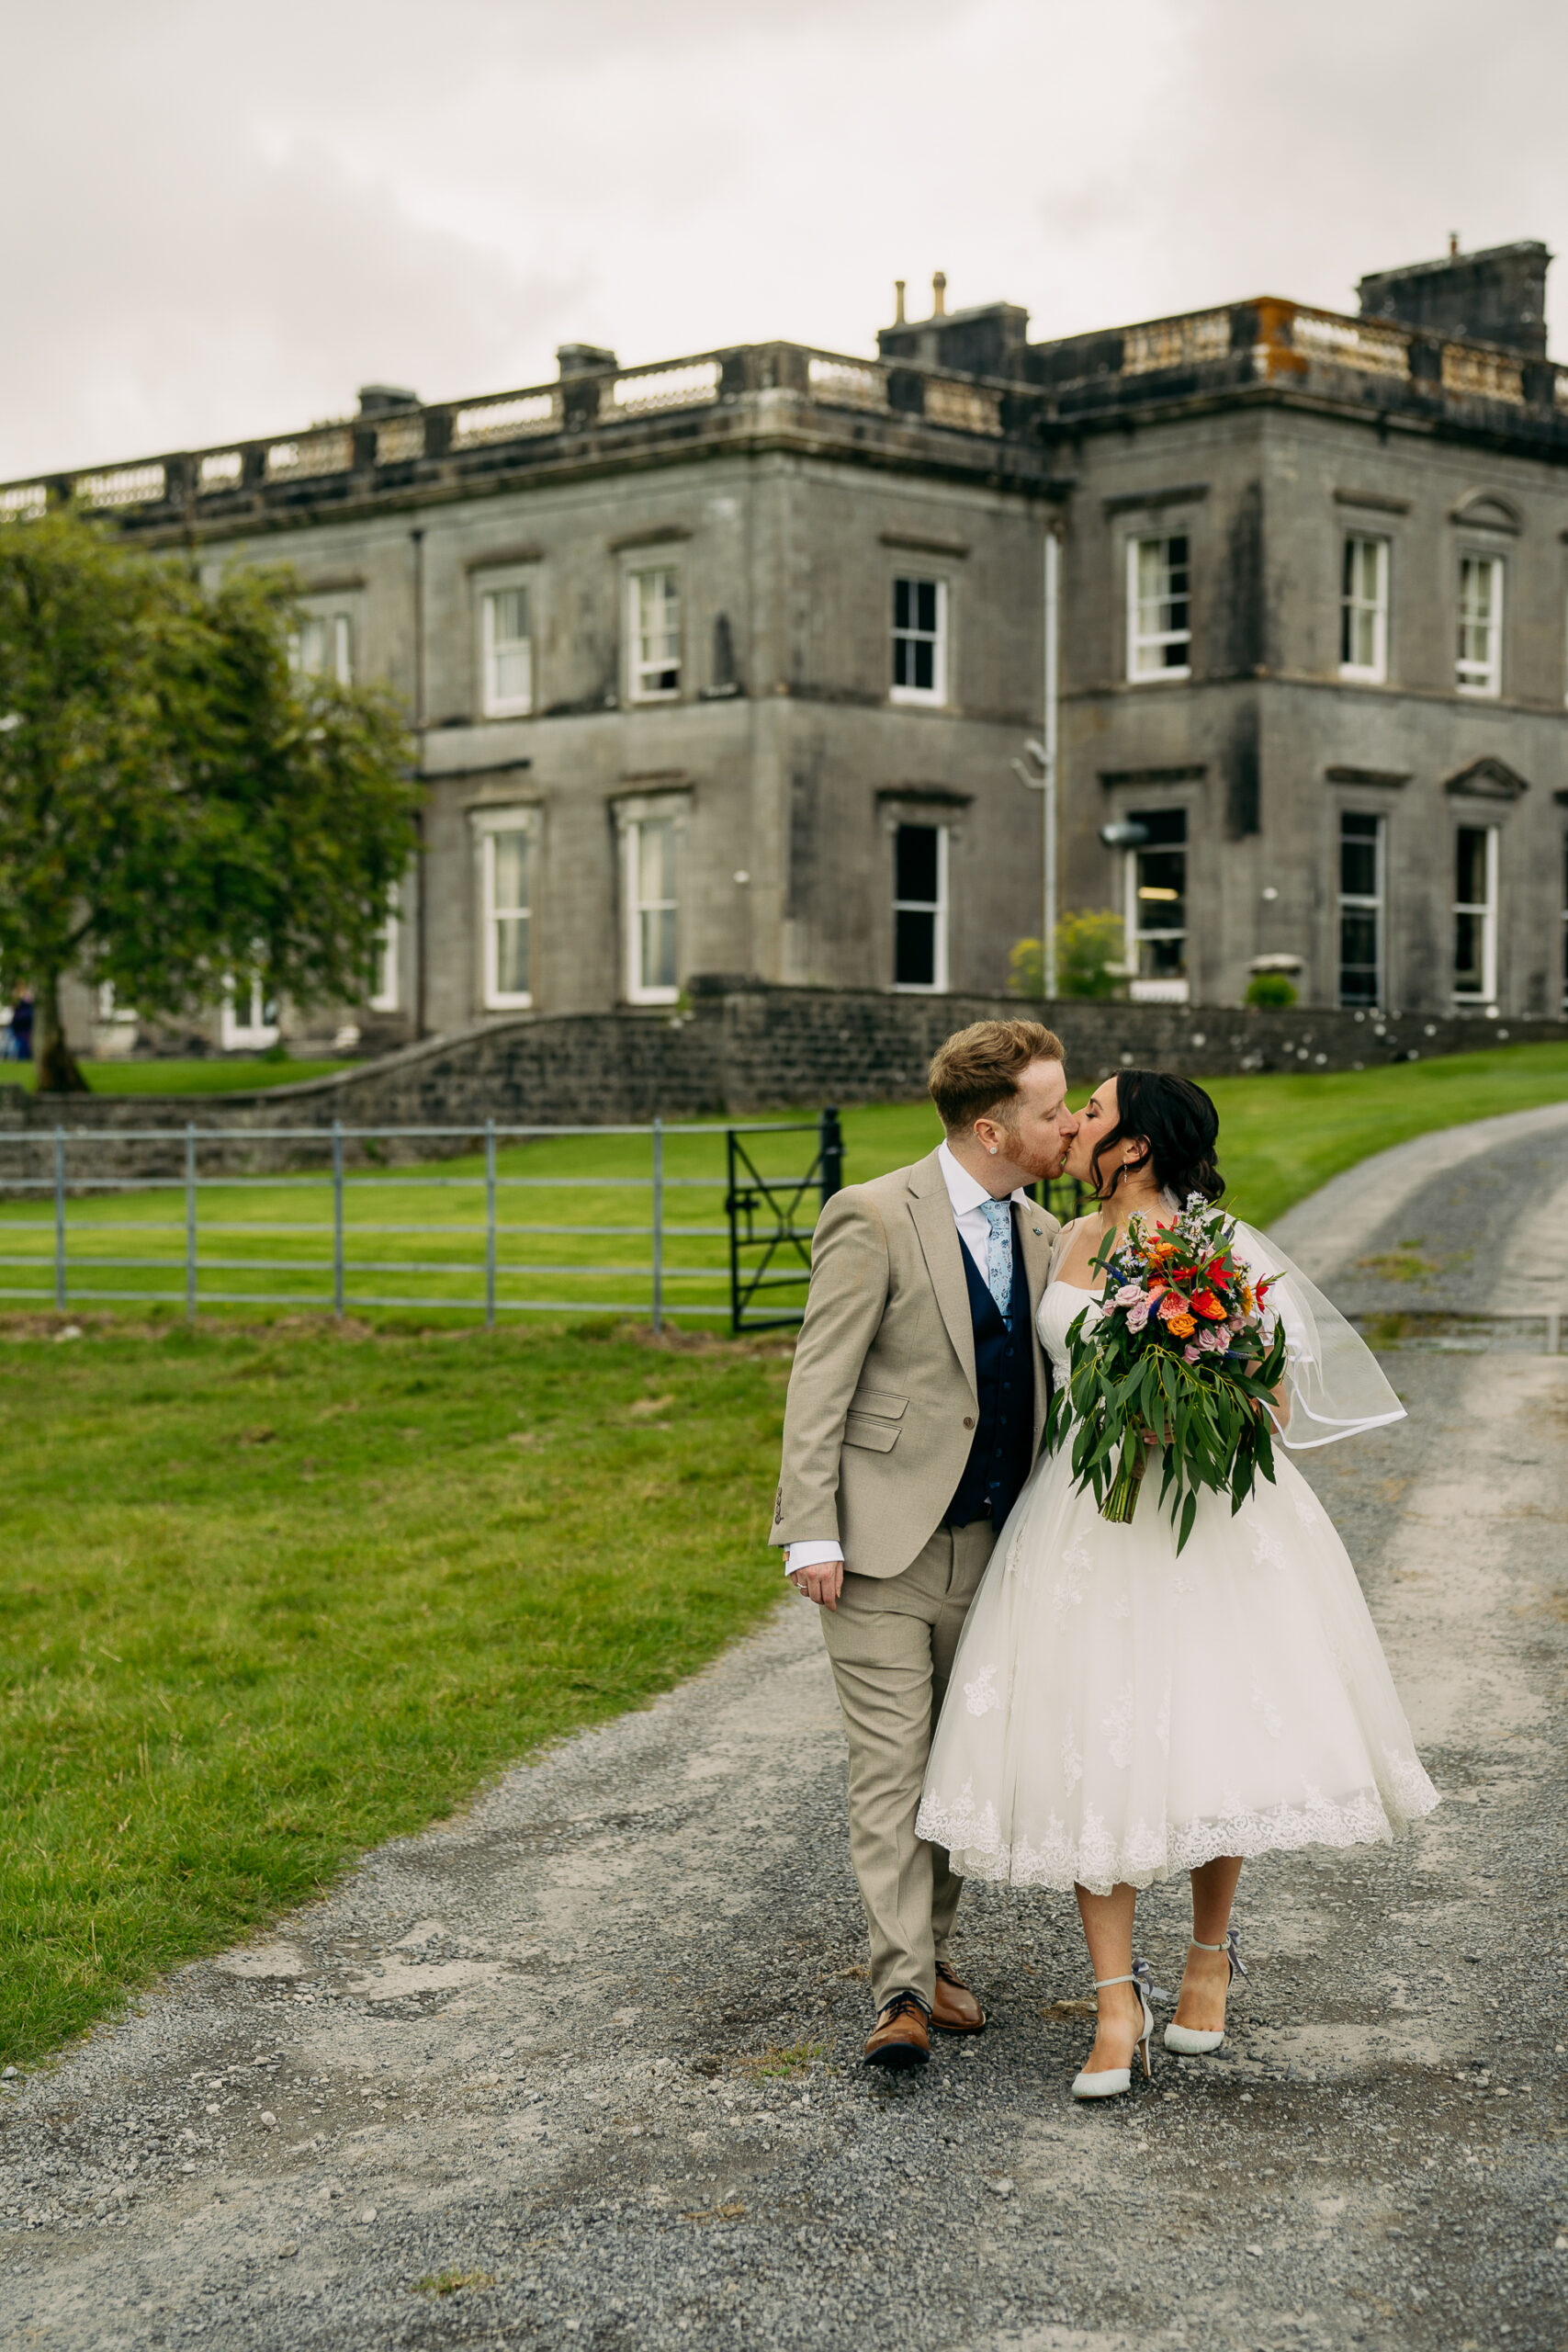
[843,1411,902,1453]
[847,1386,908,1421]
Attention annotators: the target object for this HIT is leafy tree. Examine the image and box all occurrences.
[0,508,419,1091]
[1009,910,1127,1001]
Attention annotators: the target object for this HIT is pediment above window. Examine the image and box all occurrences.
[1444,755,1529,801]
[1450,490,1523,536]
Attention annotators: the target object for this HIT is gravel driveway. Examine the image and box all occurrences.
[4,1108,1566,2352]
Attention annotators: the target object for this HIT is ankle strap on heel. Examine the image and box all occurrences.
[1189,1927,1247,1979]
[1094,1957,1169,2001]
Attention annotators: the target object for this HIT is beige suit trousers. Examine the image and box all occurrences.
[819,1517,996,2011]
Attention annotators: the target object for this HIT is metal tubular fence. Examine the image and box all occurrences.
[0,1114,846,1336]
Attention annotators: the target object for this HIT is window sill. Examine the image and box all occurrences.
[1337,666,1387,686]
[890,980,948,994]
[481,702,534,721]
[1127,667,1191,686]
[629,688,682,706]
[888,688,948,708]
[483,995,534,1012]
[1454,680,1501,699]
[626,989,680,1007]
[1129,978,1190,1004]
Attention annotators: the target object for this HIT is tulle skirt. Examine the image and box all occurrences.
[916,1440,1440,1897]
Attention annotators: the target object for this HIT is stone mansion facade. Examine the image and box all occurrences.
[7,236,1568,1049]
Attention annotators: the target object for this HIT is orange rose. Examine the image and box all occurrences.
[1192,1289,1227,1320]
[1165,1311,1197,1338]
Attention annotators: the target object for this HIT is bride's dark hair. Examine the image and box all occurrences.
[1089,1069,1224,1204]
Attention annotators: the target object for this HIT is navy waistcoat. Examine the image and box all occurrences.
[945,1216,1036,1529]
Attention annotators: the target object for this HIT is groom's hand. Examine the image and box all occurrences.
[790,1561,844,1611]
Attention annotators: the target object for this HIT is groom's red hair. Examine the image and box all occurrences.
[928,1018,1065,1135]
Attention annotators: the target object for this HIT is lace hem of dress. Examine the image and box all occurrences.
[915,1759,1441,1898]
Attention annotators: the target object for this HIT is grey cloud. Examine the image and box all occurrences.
[0,132,587,475]
[4,0,1567,481]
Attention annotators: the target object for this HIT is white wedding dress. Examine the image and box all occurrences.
[916,1277,1440,1897]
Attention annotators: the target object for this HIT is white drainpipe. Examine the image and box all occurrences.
[1042,529,1060,1000]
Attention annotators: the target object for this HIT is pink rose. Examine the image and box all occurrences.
[1183,1343,1201,1363]
[1115,1283,1146,1308]
[1127,1303,1151,1333]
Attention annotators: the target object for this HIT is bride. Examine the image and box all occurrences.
[916,1069,1439,2098]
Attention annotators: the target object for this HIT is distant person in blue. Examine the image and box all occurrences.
[7,987,34,1061]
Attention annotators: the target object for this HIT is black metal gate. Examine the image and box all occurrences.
[725,1107,843,1335]
[1037,1174,1087,1226]
[724,1114,1085,1339]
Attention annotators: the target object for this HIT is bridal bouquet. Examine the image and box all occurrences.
[1043,1195,1289,1553]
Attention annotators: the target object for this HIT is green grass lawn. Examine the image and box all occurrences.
[0,1057,347,1095]
[829,1039,1568,1228]
[5,1043,1565,1329]
[0,1324,789,2067]
[4,1040,1565,2070]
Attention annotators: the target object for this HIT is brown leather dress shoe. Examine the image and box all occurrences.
[931,1960,987,2035]
[863,1991,931,2070]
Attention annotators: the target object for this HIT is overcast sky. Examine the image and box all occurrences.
[4,0,1566,480]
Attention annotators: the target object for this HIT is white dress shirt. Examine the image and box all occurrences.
[784,1142,1032,1577]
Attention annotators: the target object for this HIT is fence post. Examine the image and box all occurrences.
[818,1105,844,1209]
[484,1119,497,1332]
[650,1115,664,1335]
[52,1126,66,1313]
[726,1125,742,1339]
[332,1121,344,1321]
[184,1124,197,1327]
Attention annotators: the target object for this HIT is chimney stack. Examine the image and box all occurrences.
[931,270,947,318]
[1359,237,1551,358]
[893,278,907,325]
[556,342,617,379]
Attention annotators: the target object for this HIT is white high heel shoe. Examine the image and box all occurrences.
[1163,1926,1247,2056]
[1071,1958,1161,2100]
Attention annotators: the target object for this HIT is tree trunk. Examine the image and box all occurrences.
[34,971,89,1093]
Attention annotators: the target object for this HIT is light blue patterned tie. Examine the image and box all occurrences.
[977,1199,1014,1325]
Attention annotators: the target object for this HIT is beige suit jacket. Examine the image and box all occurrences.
[770,1148,1061,1580]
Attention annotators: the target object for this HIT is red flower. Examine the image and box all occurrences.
[1192,1289,1228,1321]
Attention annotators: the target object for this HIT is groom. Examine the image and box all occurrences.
[772,1019,1077,2068]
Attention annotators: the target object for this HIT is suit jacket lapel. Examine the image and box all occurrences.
[907,1151,977,1399]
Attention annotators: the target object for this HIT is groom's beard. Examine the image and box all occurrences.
[1015,1143,1071,1185]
